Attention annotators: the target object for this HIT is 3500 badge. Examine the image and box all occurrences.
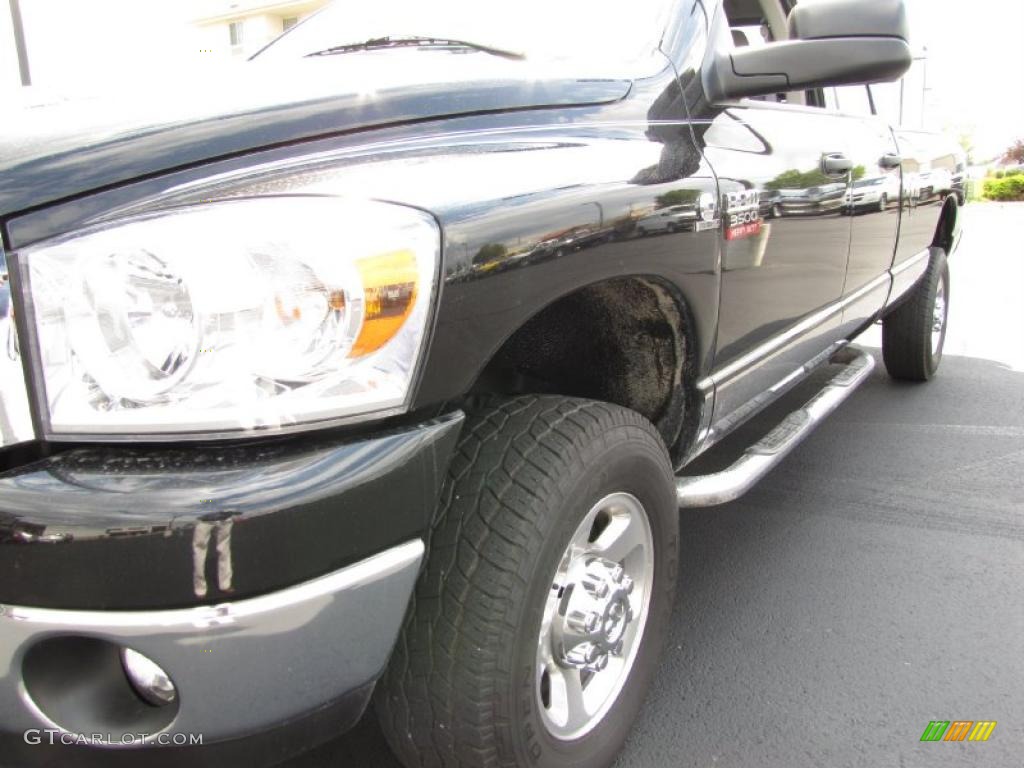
[724,190,763,241]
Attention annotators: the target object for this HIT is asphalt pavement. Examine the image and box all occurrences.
[280,202,1024,768]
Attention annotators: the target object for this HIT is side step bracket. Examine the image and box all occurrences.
[676,346,875,508]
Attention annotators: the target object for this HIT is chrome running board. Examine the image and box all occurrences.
[676,346,875,508]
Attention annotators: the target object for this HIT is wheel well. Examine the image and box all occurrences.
[469,277,693,452]
[932,196,958,253]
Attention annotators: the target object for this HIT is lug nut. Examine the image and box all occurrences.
[565,642,602,668]
[566,643,609,672]
[582,578,610,599]
[619,574,634,595]
[610,639,625,657]
[567,610,601,634]
[609,564,625,583]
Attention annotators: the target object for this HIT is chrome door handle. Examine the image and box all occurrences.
[822,153,853,176]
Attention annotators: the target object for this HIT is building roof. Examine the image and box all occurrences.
[193,0,326,25]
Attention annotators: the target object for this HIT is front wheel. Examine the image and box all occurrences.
[375,396,679,768]
[882,250,950,381]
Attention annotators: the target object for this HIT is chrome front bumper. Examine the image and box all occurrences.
[0,539,423,745]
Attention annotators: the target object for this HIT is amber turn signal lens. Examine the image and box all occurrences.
[351,249,419,357]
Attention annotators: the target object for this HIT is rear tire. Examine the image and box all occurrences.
[374,396,679,768]
[882,250,950,381]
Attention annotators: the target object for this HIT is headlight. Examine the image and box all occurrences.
[19,197,439,439]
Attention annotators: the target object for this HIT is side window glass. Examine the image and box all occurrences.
[833,85,873,117]
[729,25,771,48]
[823,87,839,111]
[869,82,903,125]
[803,89,827,108]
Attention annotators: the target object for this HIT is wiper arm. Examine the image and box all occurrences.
[307,35,524,60]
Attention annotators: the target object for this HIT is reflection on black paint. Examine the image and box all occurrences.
[0,414,463,609]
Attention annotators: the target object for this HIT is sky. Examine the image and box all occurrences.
[903,0,1024,161]
[1,0,1021,162]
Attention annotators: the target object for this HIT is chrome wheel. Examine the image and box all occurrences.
[535,492,654,741]
[931,280,947,356]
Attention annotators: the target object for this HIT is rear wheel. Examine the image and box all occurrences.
[882,249,950,381]
[374,396,679,768]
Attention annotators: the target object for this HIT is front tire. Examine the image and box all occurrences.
[882,249,950,381]
[375,396,679,768]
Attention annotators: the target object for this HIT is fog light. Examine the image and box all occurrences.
[120,648,177,707]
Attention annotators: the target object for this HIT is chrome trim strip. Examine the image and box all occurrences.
[700,272,890,390]
[44,405,409,444]
[891,247,930,276]
[677,346,874,508]
[845,271,895,304]
[689,340,847,462]
[3,539,424,628]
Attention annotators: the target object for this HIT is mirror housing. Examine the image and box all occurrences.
[706,0,912,101]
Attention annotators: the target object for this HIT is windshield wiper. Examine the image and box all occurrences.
[307,35,524,60]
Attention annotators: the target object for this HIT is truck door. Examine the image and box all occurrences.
[684,0,854,434]
[867,77,953,275]
[824,85,903,338]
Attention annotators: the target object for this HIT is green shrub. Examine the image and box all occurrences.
[995,170,1005,179]
[983,175,1024,201]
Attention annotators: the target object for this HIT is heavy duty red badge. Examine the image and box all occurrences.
[723,190,764,241]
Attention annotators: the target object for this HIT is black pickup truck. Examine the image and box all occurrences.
[0,0,964,766]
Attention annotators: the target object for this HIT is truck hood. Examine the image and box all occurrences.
[0,51,631,218]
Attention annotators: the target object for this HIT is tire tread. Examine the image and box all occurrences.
[374,396,669,768]
[882,249,948,381]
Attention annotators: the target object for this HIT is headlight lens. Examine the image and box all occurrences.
[68,249,200,401]
[20,197,439,438]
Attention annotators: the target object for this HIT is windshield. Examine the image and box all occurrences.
[254,0,678,66]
